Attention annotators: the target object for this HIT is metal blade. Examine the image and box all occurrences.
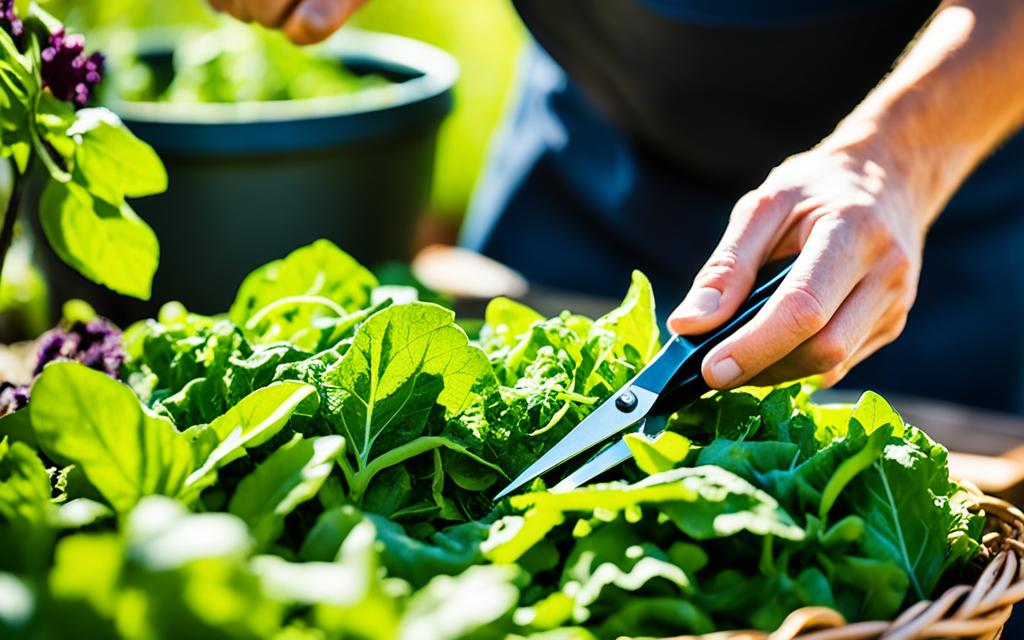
[551,415,669,492]
[493,385,659,501]
[551,439,633,492]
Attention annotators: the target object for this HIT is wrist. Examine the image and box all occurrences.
[818,108,949,235]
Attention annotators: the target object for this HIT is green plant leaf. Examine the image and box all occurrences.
[591,270,660,363]
[324,302,492,467]
[399,565,520,640]
[68,107,167,204]
[30,363,194,512]
[39,179,159,299]
[624,430,690,475]
[184,381,320,491]
[229,240,378,325]
[844,429,958,600]
[228,435,345,547]
[0,438,51,524]
[850,390,905,437]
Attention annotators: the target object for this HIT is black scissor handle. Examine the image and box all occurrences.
[632,256,797,408]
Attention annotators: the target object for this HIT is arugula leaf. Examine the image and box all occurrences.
[30,363,194,512]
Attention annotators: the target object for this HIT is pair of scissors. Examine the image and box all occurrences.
[493,257,797,501]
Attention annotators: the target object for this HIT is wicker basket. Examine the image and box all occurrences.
[670,487,1024,640]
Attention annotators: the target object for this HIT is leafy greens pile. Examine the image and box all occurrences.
[0,240,986,639]
[113,19,390,105]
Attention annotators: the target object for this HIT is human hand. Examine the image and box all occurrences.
[668,140,930,389]
[207,0,369,44]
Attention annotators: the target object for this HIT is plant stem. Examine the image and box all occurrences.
[0,168,26,286]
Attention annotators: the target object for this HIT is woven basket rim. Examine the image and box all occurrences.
[667,488,1024,640]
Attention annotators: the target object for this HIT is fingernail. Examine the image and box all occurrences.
[670,288,721,320]
[709,357,743,387]
[296,4,331,30]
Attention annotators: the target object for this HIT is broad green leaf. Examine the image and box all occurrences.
[597,598,714,638]
[561,521,692,623]
[399,565,520,640]
[47,533,123,639]
[229,240,378,325]
[39,179,159,299]
[366,514,490,587]
[0,438,51,524]
[125,496,252,570]
[592,270,660,363]
[480,296,543,352]
[50,499,113,530]
[624,431,690,475]
[844,430,958,600]
[695,438,799,483]
[228,435,345,547]
[488,466,803,564]
[31,363,194,513]
[325,302,492,467]
[306,520,402,639]
[117,497,283,639]
[818,425,892,520]
[185,381,320,490]
[299,504,365,562]
[829,556,909,621]
[68,107,167,204]
[850,391,905,437]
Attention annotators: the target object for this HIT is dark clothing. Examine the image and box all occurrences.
[462,0,1024,412]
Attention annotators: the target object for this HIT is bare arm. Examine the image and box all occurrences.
[669,0,1024,389]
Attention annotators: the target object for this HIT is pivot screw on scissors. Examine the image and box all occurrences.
[615,391,638,412]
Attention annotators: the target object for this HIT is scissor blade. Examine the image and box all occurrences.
[552,439,632,492]
[493,385,659,501]
[552,415,670,492]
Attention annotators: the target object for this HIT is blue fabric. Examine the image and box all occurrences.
[463,9,1024,412]
[632,0,893,25]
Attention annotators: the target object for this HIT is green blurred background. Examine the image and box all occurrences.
[44,0,526,221]
[0,0,526,338]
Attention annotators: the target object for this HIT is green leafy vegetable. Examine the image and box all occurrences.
[0,240,985,639]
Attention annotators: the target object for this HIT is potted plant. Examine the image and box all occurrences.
[36,21,458,321]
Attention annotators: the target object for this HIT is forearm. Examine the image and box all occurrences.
[825,0,1024,227]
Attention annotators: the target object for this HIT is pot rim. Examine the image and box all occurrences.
[108,27,459,125]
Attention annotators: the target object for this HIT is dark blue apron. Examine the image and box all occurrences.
[461,0,1024,412]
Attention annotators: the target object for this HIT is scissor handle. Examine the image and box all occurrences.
[633,256,797,410]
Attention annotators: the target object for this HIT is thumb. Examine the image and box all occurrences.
[668,190,794,336]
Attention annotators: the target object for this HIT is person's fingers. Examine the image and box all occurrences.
[227,0,254,22]
[283,0,366,44]
[246,0,301,27]
[668,189,797,336]
[818,310,907,387]
[208,0,232,13]
[745,272,902,386]
[699,211,873,389]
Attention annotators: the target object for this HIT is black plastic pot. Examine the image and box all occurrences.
[37,29,457,321]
